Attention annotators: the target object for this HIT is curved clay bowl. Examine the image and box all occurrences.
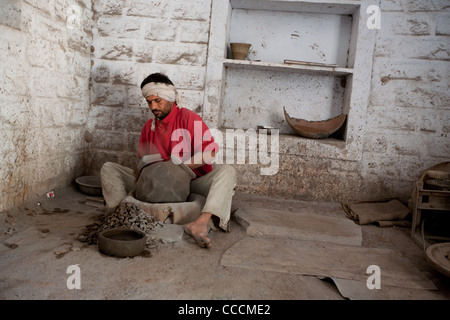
[284,108,347,139]
[98,228,147,258]
[75,176,103,196]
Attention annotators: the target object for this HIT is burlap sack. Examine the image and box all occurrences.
[135,157,195,203]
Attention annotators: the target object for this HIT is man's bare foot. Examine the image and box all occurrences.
[183,212,212,249]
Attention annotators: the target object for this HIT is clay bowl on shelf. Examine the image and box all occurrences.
[283,107,347,139]
[230,42,252,60]
[98,228,147,258]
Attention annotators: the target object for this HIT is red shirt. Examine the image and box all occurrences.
[138,105,218,177]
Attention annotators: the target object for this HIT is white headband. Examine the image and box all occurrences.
[142,82,177,102]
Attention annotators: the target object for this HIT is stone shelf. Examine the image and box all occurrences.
[223,59,354,77]
[230,0,360,15]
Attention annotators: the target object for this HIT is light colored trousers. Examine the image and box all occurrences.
[100,162,236,231]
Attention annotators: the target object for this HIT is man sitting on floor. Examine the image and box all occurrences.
[100,73,236,249]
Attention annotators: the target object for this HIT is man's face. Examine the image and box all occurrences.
[145,95,173,120]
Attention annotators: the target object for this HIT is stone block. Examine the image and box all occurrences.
[93,38,134,60]
[176,89,203,112]
[31,69,58,98]
[362,151,423,179]
[381,12,433,36]
[67,106,88,128]
[67,28,92,54]
[93,0,123,16]
[126,85,147,108]
[417,108,448,133]
[176,20,210,43]
[370,77,448,108]
[436,12,450,35]
[91,83,127,107]
[421,133,450,157]
[0,0,22,30]
[125,1,164,18]
[126,132,141,153]
[365,105,416,132]
[375,37,449,61]
[111,63,140,86]
[134,41,154,63]
[89,105,115,130]
[372,58,445,82]
[91,61,111,83]
[363,130,425,157]
[234,207,362,246]
[165,0,211,21]
[0,96,29,129]
[0,62,29,96]
[381,0,449,12]
[38,97,68,127]
[55,48,91,77]
[56,74,89,98]
[54,0,94,29]
[91,129,126,151]
[96,17,140,38]
[21,9,67,45]
[0,32,24,59]
[113,107,149,132]
[88,150,120,174]
[154,42,208,66]
[119,151,139,169]
[155,65,205,90]
[444,121,450,133]
[328,159,360,173]
[144,18,176,41]
[23,0,52,16]
[25,38,56,68]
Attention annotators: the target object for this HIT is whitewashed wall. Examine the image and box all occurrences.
[0,0,449,212]
[87,0,450,203]
[0,0,93,211]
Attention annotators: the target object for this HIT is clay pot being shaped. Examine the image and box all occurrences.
[230,43,252,60]
[135,160,193,203]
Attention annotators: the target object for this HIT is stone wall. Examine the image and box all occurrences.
[359,0,449,201]
[87,0,212,173]
[0,0,93,211]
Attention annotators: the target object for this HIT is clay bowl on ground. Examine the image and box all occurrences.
[98,228,147,258]
[284,107,347,139]
[75,175,103,196]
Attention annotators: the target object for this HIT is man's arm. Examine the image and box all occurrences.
[183,150,216,170]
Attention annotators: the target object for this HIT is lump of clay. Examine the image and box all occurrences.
[135,159,193,203]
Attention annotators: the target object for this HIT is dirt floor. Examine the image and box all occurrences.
[1,184,449,303]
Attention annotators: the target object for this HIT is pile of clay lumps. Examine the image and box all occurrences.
[78,202,160,246]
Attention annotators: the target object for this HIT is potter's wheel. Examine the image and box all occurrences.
[425,243,450,278]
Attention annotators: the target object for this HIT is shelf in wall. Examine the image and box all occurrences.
[230,0,360,15]
[223,59,354,76]
[203,0,377,161]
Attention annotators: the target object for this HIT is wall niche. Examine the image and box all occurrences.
[203,0,377,160]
